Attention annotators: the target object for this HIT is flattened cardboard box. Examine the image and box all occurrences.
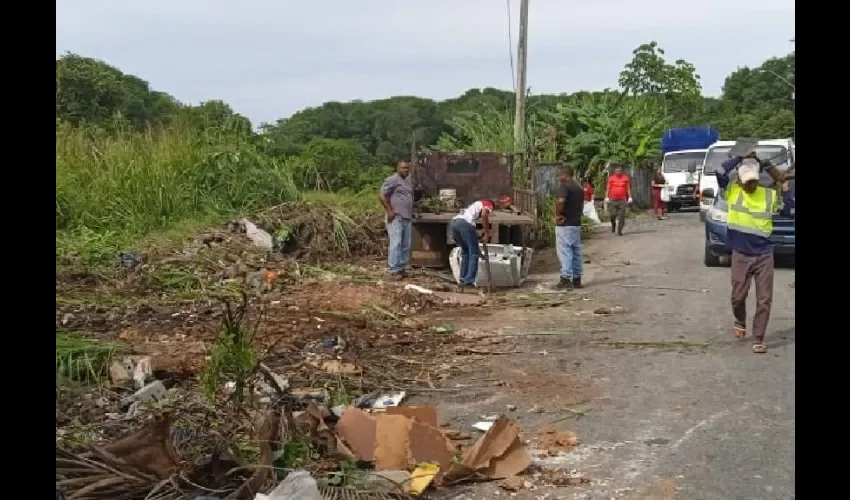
[336,407,530,485]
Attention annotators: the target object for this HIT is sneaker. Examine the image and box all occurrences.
[555,277,574,291]
[572,277,584,289]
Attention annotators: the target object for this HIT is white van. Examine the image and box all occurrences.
[698,138,795,221]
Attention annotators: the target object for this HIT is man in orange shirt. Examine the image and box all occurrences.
[604,164,632,235]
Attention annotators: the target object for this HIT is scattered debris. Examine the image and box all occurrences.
[120,380,167,408]
[240,218,275,249]
[617,284,709,293]
[537,427,579,455]
[500,475,525,491]
[404,284,434,295]
[256,470,322,500]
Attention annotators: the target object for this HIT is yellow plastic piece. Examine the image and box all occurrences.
[408,462,440,495]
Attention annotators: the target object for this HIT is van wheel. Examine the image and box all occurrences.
[704,242,722,267]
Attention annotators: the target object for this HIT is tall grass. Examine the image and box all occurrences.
[56,123,301,237]
[56,330,123,384]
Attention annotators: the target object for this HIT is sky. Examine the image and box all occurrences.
[56,0,795,127]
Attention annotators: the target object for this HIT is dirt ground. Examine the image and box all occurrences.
[56,211,795,500]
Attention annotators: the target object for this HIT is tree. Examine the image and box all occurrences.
[56,53,180,129]
[618,42,702,118]
[721,53,794,114]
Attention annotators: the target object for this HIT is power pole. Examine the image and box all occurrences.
[513,0,530,150]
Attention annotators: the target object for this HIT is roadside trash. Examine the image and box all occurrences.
[336,406,455,483]
[500,475,525,491]
[240,218,274,249]
[308,359,362,375]
[109,355,153,388]
[246,269,278,291]
[363,470,413,493]
[537,427,579,456]
[473,421,494,432]
[321,335,347,351]
[409,462,440,495]
[473,413,500,431]
[295,402,356,461]
[110,414,180,478]
[445,416,531,483]
[336,407,529,489]
[404,284,434,295]
[119,251,142,269]
[120,380,167,408]
[450,244,533,288]
[255,470,321,500]
[331,404,347,417]
[355,391,407,409]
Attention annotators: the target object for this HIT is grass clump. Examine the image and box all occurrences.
[56,330,124,384]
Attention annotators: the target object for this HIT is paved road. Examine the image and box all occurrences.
[436,212,795,500]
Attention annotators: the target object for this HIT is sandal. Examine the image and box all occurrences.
[733,324,746,339]
[752,343,767,354]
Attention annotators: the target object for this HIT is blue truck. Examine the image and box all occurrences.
[702,138,796,267]
[660,127,720,212]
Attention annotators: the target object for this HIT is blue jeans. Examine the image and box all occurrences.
[451,218,480,284]
[555,225,583,279]
[386,218,412,274]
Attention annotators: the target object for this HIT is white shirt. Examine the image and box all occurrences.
[453,201,492,225]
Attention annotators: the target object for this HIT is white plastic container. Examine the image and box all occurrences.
[449,244,533,288]
[439,189,457,205]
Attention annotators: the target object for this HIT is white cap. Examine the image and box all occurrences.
[738,159,760,183]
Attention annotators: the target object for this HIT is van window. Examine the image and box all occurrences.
[703,145,788,174]
[662,151,706,173]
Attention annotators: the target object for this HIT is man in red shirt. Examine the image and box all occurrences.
[605,164,632,235]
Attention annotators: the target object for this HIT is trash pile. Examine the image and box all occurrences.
[57,357,534,499]
[56,201,387,300]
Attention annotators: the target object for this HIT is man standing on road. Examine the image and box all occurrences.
[605,164,632,235]
[555,167,586,290]
[716,153,789,354]
[378,160,414,278]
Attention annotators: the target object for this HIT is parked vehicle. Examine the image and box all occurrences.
[660,127,718,212]
[698,138,795,222]
[702,140,796,267]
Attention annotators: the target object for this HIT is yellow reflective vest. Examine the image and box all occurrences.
[724,183,779,238]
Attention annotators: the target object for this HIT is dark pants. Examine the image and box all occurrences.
[451,218,480,285]
[730,250,774,342]
[608,200,628,232]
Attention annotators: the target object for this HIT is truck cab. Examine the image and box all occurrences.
[661,149,706,212]
[702,138,796,267]
[661,126,718,212]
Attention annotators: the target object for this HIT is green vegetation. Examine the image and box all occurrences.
[56,43,794,263]
[56,330,123,384]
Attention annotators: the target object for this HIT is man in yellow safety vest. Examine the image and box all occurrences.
[715,153,788,354]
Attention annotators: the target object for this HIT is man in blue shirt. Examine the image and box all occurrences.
[715,152,793,354]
